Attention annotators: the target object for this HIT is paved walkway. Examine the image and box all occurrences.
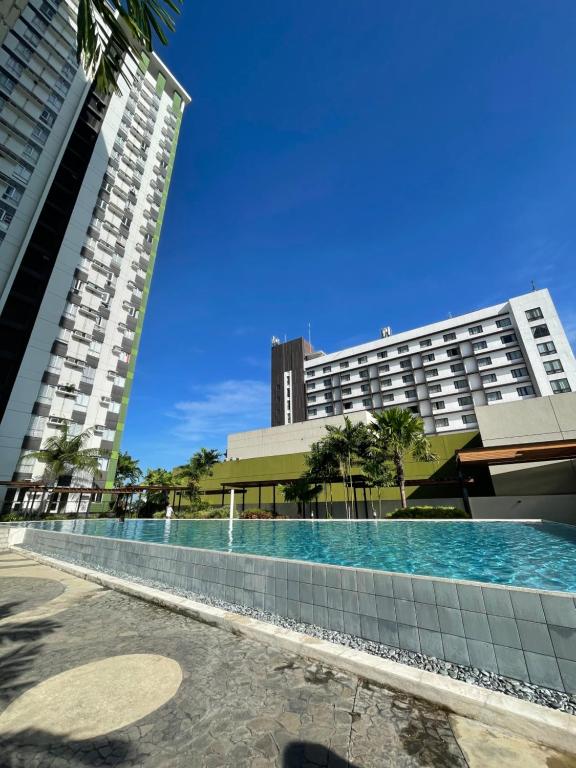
[0,551,574,768]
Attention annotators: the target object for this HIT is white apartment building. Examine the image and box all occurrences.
[272,290,576,435]
[0,0,190,509]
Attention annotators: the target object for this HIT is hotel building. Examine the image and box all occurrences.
[0,0,190,505]
[271,290,576,434]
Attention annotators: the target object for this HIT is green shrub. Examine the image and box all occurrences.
[388,506,469,519]
[239,508,275,519]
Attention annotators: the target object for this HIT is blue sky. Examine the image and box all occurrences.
[122,0,576,471]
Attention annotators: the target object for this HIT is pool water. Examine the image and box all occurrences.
[26,519,576,593]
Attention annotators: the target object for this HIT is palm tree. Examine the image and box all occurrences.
[305,441,340,518]
[115,451,142,486]
[369,408,437,509]
[280,479,322,518]
[173,448,221,503]
[77,0,181,94]
[142,467,173,511]
[321,418,371,519]
[29,425,105,514]
[361,454,394,518]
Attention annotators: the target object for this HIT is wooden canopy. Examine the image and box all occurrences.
[457,440,576,466]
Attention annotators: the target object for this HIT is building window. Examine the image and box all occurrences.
[382,393,394,402]
[402,374,414,384]
[422,353,435,363]
[537,341,556,356]
[2,184,23,204]
[23,143,41,162]
[0,203,15,225]
[435,418,449,428]
[306,370,315,377]
[446,348,459,357]
[526,307,543,321]
[359,370,369,379]
[323,378,331,387]
[450,362,465,372]
[357,356,368,364]
[500,333,517,345]
[342,387,352,396]
[462,414,476,425]
[362,398,372,407]
[433,401,445,410]
[506,350,523,361]
[377,351,388,359]
[307,383,316,391]
[324,392,333,401]
[544,360,564,374]
[472,340,487,351]
[308,408,317,416]
[425,368,438,378]
[397,345,409,354]
[378,365,390,373]
[532,324,549,339]
[419,339,432,348]
[325,405,334,414]
[344,402,353,410]
[482,373,497,384]
[340,373,350,382]
[428,384,442,394]
[458,396,473,406]
[404,389,417,399]
[496,317,512,328]
[399,360,411,369]
[381,378,392,387]
[407,405,419,414]
[477,357,491,367]
[361,384,370,392]
[454,380,467,390]
[323,366,331,373]
[443,332,456,342]
[517,386,535,396]
[469,325,483,335]
[340,361,349,369]
[551,379,571,393]
[511,367,528,379]
[487,391,502,402]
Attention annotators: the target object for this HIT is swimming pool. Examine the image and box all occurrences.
[26,519,576,593]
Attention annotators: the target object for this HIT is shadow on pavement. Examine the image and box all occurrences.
[0,728,136,767]
[283,741,359,767]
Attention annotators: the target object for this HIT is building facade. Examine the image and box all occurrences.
[0,0,190,506]
[271,290,576,434]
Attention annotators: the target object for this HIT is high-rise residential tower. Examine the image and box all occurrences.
[0,0,190,508]
[271,290,576,433]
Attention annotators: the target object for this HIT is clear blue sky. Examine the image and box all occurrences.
[122,0,576,471]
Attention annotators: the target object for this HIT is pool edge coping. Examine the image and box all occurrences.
[11,545,576,756]
[15,524,576,598]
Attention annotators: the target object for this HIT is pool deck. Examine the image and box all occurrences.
[1,551,576,768]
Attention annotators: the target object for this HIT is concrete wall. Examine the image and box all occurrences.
[475,392,576,496]
[470,496,576,525]
[16,527,576,695]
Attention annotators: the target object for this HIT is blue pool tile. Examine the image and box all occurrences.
[356,570,375,594]
[392,575,414,601]
[343,611,361,637]
[437,607,465,637]
[313,604,328,627]
[398,624,420,652]
[395,599,417,627]
[300,602,314,624]
[275,561,288,581]
[298,563,313,584]
[360,615,380,642]
[287,581,299,601]
[374,573,394,597]
[467,639,498,673]
[494,645,529,682]
[342,590,359,614]
[328,609,345,633]
[549,625,576,662]
[287,562,299,582]
[375,596,396,621]
[340,568,357,592]
[287,599,300,621]
[275,579,287,598]
[510,591,546,623]
[325,568,342,589]
[419,629,444,659]
[313,585,328,607]
[433,581,460,608]
[461,610,492,642]
[299,582,313,605]
[311,566,327,586]
[456,585,485,613]
[412,579,436,604]
[487,615,522,649]
[442,634,470,666]
[378,619,399,647]
[524,652,563,690]
[558,659,576,694]
[326,587,343,611]
[415,603,440,631]
[358,592,378,618]
[541,595,576,629]
[517,620,554,656]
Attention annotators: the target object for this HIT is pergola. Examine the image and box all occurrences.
[457,439,576,466]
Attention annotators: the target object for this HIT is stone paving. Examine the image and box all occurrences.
[0,552,575,768]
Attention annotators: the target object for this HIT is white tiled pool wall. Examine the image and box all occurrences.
[18,527,576,695]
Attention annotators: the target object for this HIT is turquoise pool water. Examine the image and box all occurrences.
[26,519,576,592]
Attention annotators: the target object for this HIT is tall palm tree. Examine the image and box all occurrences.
[173,448,220,500]
[280,479,322,518]
[361,454,394,518]
[115,451,142,486]
[77,0,181,94]
[369,408,437,509]
[322,418,371,519]
[305,440,340,518]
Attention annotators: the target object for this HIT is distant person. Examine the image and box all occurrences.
[165,505,174,520]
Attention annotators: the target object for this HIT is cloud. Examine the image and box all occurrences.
[172,379,270,446]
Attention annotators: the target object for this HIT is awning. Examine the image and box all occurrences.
[457,440,576,466]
